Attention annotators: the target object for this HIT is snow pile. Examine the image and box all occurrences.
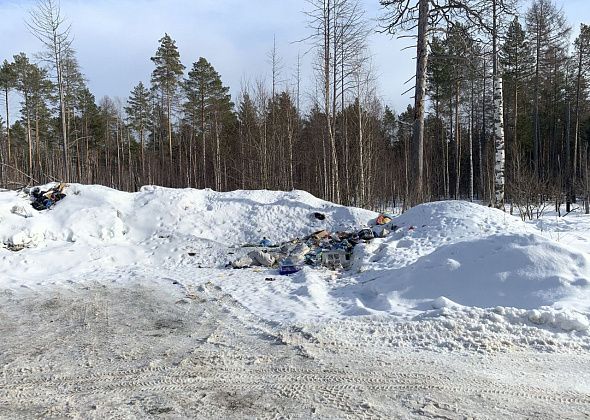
[357,233,590,310]
[1,184,589,339]
[342,202,590,333]
[360,201,534,270]
[0,184,376,249]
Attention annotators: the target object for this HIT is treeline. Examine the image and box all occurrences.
[0,0,589,213]
[421,2,590,213]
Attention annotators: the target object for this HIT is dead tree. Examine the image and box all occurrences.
[381,0,511,205]
[27,0,73,181]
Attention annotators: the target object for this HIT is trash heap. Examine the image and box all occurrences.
[230,212,399,274]
[29,183,67,211]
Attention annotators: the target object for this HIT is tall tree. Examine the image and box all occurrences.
[27,0,73,181]
[306,0,368,203]
[381,0,492,204]
[125,82,150,180]
[151,33,184,170]
[525,0,570,177]
[0,60,16,166]
[183,57,233,190]
[573,24,590,202]
[13,53,51,179]
[500,17,534,166]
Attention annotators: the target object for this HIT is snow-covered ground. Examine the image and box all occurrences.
[1,184,589,418]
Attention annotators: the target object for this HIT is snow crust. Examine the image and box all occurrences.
[1,184,590,345]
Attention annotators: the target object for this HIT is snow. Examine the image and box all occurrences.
[2,184,590,417]
[1,184,590,342]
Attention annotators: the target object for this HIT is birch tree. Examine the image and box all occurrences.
[493,71,506,207]
[306,0,368,203]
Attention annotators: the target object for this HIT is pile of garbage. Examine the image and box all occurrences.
[230,212,399,274]
[29,183,67,211]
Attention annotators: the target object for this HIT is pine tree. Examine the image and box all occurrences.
[125,82,150,179]
[183,57,233,190]
[573,24,590,199]
[237,93,259,189]
[151,33,185,171]
[501,18,534,159]
[526,0,570,177]
[13,53,52,179]
[0,60,17,165]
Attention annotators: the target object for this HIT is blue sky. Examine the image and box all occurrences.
[0,0,588,113]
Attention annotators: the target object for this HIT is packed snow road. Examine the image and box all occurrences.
[1,276,589,419]
[2,185,590,418]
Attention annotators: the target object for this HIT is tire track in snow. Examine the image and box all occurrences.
[0,281,588,419]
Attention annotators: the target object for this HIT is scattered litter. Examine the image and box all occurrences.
[279,258,300,275]
[313,212,326,220]
[2,242,29,252]
[232,255,254,269]
[321,249,350,270]
[311,230,330,241]
[358,228,374,241]
[375,213,393,225]
[30,183,67,211]
[10,205,32,218]
[229,212,403,274]
[248,250,275,267]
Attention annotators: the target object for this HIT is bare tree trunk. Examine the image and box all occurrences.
[469,80,474,202]
[411,0,429,205]
[25,95,33,178]
[455,82,461,199]
[573,39,584,198]
[35,104,42,180]
[56,58,69,181]
[358,100,366,206]
[533,29,541,177]
[4,87,10,165]
[201,90,206,188]
[566,100,572,212]
[167,95,173,180]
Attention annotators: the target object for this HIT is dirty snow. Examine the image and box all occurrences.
[1,184,590,418]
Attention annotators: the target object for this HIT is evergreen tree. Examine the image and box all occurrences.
[151,33,184,169]
[183,57,233,190]
[125,82,150,178]
[572,24,590,198]
[237,93,259,189]
[13,53,52,178]
[526,0,571,176]
[501,18,534,156]
[0,60,17,164]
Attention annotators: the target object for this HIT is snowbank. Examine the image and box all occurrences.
[0,184,376,248]
[1,184,589,338]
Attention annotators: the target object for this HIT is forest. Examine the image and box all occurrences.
[0,0,589,216]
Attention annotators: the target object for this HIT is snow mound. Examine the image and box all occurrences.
[391,201,528,240]
[0,184,376,248]
[362,233,590,310]
[339,201,590,333]
[361,201,535,271]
